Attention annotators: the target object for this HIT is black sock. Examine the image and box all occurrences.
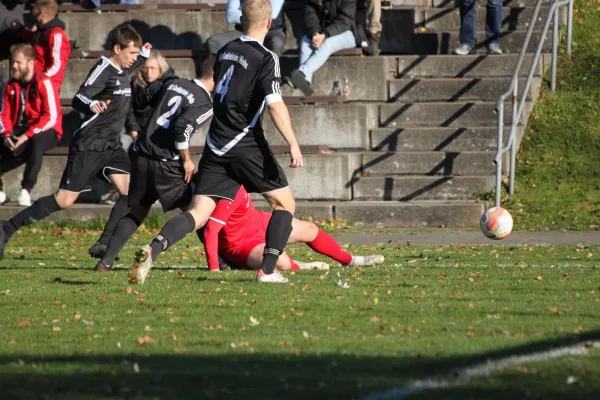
[195,227,205,245]
[150,212,196,261]
[97,195,129,245]
[100,213,141,266]
[3,195,61,239]
[261,210,293,274]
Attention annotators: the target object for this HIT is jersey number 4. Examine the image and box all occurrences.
[215,65,234,103]
[156,95,182,129]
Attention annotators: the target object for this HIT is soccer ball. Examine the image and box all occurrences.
[480,207,513,240]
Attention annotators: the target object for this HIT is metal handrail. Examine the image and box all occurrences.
[493,0,574,207]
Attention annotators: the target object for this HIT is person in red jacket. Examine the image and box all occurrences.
[202,185,385,272]
[12,0,70,91]
[0,43,62,206]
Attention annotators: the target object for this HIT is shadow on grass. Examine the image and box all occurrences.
[0,331,598,400]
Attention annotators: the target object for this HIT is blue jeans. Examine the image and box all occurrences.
[459,0,502,47]
[298,30,356,83]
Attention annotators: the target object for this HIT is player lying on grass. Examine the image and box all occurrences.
[200,185,384,272]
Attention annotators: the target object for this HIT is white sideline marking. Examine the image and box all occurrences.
[361,341,600,400]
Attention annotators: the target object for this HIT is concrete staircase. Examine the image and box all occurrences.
[0,0,558,227]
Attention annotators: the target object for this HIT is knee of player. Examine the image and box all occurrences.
[54,190,78,209]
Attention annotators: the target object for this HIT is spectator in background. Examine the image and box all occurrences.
[0,44,62,206]
[206,0,286,57]
[366,0,381,55]
[288,0,358,96]
[0,0,26,67]
[125,51,174,143]
[12,0,71,91]
[455,0,502,55]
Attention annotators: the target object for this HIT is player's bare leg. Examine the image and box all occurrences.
[131,195,217,284]
[257,186,296,283]
[89,172,131,258]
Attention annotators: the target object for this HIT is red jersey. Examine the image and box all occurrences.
[0,73,63,139]
[204,186,261,271]
[16,18,71,90]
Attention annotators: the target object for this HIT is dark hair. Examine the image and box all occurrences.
[195,52,216,80]
[110,24,142,50]
[10,43,36,60]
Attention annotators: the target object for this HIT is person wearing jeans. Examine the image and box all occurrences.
[455,0,502,55]
[289,0,357,96]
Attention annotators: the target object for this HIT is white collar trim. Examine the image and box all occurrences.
[240,35,259,43]
[194,79,212,97]
[101,56,123,73]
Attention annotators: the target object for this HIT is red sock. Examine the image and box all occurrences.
[307,230,352,265]
[288,254,301,270]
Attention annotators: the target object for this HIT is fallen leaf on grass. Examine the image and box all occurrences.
[137,336,156,345]
[0,290,10,295]
[126,287,133,294]
[370,316,381,323]
[536,276,543,281]
[53,326,61,332]
[303,331,309,339]
[168,332,177,341]
[18,321,31,327]
[302,284,311,292]
[249,317,260,326]
[144,325,151,332]
[332,280,350,289]
[73,312,81,320]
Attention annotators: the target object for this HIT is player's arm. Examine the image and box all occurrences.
[132,78,165,110]
[173,103,213,182]
[72,61,111,115]
[258,56,303,168]
[129,43,152,73]
[23,78,60,138]
[44,30,70,79]
[203,187,247,271]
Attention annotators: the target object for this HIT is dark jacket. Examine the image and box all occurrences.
[125,67,176,133]
[304,0,357,43]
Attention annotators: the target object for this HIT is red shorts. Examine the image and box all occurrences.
[218,211,272,268]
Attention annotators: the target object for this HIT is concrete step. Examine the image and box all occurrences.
[395,54,547,77]
[63,56,390,102]
[408,30,553,54]
[1,152,360,201]
[361,151,496,175]
[388,77,541,102]
[390,0,552,7]
[353,176,495,200]
[61,103,378,150]
[335,200,485,228]
[379,101,532,127]
[416,6,562,32]
[370,127,510,152]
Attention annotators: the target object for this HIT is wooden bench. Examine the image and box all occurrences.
[69,48,364,59]
[58,3,226,12]
[45,145,330,155]
[61,95,346,107]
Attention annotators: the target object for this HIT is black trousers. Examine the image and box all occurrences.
[0,130,60,192]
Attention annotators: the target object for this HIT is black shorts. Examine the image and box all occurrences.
[128,153,193,212]
[195,151,288,200]
[59,148,130,193]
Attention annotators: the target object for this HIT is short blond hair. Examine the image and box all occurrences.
[241,0,272,31]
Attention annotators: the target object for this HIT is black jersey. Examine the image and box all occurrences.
[71,48,149,152]
[205,35,282,162]
[134,77,213,161]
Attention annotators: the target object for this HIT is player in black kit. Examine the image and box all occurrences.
[0,25,151,259]
[93,53,216,275]
[129,0,303,284]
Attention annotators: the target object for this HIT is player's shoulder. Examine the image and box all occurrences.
[219,36,277,66]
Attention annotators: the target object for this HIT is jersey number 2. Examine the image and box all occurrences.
[216,65,234,103]
[156,96,182,128]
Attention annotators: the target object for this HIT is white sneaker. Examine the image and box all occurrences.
[487,43,503,55]
[347,255,385,267]
[18,189,31,207]
[454,43,473,55]
[296,261,330,270]
[256,268,289,283]
[129,245,153,284]
[0,191,7,204]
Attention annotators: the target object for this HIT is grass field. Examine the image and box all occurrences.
[1,228,599,399]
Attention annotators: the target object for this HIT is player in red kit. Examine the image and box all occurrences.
[202,186,384,272]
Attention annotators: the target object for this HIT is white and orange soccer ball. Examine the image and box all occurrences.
[480,207,513,240]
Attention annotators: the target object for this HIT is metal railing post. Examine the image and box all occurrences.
[567,0,574,59]
[551,8,559,92]
[495,102,504,207]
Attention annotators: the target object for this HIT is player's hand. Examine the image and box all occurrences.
[11,134,29,152]
[183,158,195,183]
[289,144,303,168]
[312,33,325,48]
[129,131,139,140]
[91,99,111,114]
[142,42,152,50]
[3,136,14,149]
